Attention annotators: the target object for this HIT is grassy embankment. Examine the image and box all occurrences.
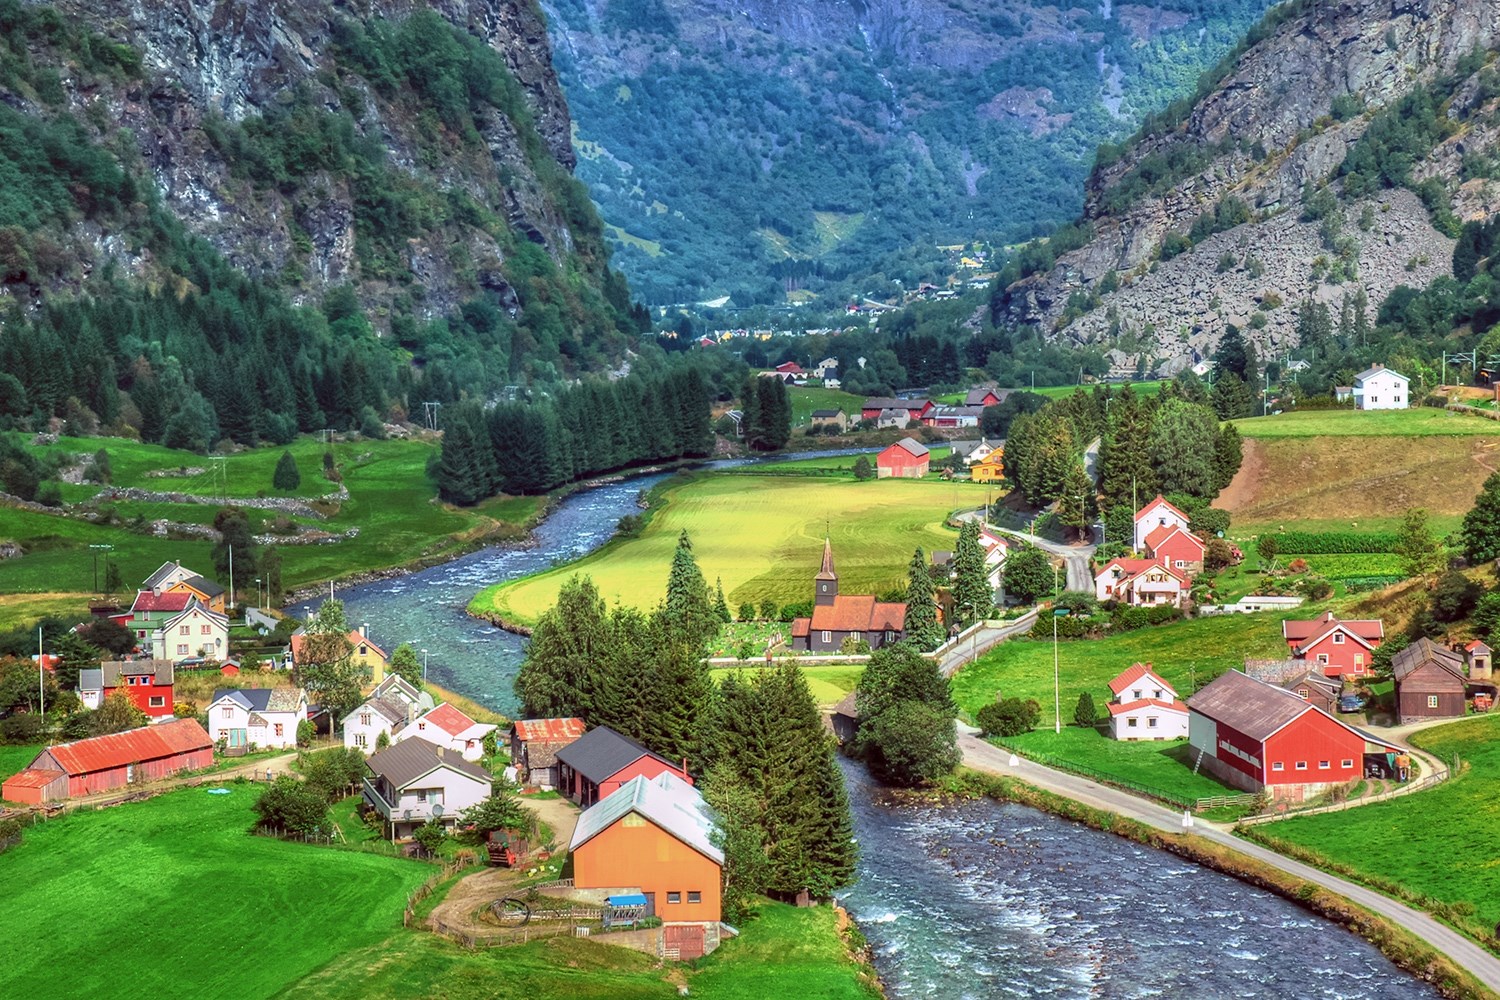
[786,385,866,425]
[472,472,987,629]
[735,446,952,473]
[0,433,545,626]
[1244,714,1500,946]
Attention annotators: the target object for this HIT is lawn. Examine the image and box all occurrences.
[473,472,984,627]
[1246,714,1500,942]
[0,742,43,783]
[710,663,865,708]
[1232,407,1500,437]
[740,446,953,473]
[281,900,878,999]
[2,784,430,999]
[787,385,865,426]
[0,591,92,631]
[996,726,1240,805]
[1014,381,1164,400]
[950,613,1289,729]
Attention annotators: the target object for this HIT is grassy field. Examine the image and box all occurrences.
[472,473,985,627]
[0,742,43,785]
[282,900,878,1000]
[1001,381,1163,400]
[951,613,1291,729]
[0,592,93,631]
[742,446,953,473]
[1246,714,1500,941]
[787,385,866,426]
[0,433,546,599]
[1232,408,1500,438]
[3,784,430,999]
[709,663,865,708]
[997,726,1239,803]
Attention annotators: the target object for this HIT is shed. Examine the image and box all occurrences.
[1391,638,1468,722]
[510,717,587,788]
[8,719,213,800]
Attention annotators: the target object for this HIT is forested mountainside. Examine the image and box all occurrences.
[542,0,1277,306]
[0,0,648,451]
[993,0,1500,377]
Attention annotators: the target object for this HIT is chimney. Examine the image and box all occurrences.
[360,623,369,638]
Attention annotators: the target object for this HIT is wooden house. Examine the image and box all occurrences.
[1391,638,1469,722]
[77,660,176,720]
[808,408,848,432]
[395,703,497,761]
[1132,495,1192,551]
[1282,612,1385,677]
[510,717,587,788]
[829,692,859,745]
[206,686,308,750]
[790,539,907,652]
[1,719,212,803]
[362,737,493,839]
[1093,558,1186,608]
[876,437,929,478]
[555,726,691,807]
[969,450,1006,483]
[1243,659,1340,714]
[163,574,227,614]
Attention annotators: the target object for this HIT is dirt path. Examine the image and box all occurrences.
[1215,436,1265,514]
[426,865,524,932]
[524,794,581,850]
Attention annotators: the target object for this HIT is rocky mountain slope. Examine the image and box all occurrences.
[541,0,1277,304]
[994,0,1500,374]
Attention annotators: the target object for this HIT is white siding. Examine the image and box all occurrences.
[344,707,397,754]
[1188,713,1218,758]
[1108,705,1189,740]
[1354,370,1409,410]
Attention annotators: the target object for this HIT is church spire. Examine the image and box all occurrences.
[815,536,838,606]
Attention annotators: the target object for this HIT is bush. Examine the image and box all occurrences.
[295,719,315,748]
[1073,691,1098,728]
[1053,591,1098,615]
[34,481,63,507]
[737,602,756,621]
[976,697,1041,737]
[253,776,329,836]
[863,701,961,787]
[358,406,386,439]
[0,713,43,744]
[1431,570,1483,622]
[411,818,448,855]
[272,450,301,491]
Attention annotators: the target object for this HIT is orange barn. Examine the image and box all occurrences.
[570,772,722,926]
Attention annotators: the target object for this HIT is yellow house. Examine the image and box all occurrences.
[164,575,227,614]
[291,626,389,684]
[970,450,1006,483]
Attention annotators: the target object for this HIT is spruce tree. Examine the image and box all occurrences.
[1212,423,1243,492]
[514,575,611,718]
[1147,399,1218,499]
[714,577,732,623]
[951,520,992,627]
[662,531,720,651]
[903,547,944,650]
[1057,462,1096,539]
[640,611,718,771]
[272,449,301,491]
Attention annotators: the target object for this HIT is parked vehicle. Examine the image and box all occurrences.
[1338,693,1366,713]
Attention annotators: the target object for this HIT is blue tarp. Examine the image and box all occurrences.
[607,893,648,907]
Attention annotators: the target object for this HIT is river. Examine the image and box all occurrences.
[294,464,1438,999]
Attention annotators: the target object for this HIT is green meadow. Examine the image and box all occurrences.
[996,726,1241,804]
[787,385,865,425]
[471,472,986,627]
[1231,407,1500,438]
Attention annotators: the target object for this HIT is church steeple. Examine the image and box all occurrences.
[815,536,838,606]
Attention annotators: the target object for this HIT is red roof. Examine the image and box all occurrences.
[42,719,212,776]
[1107,698,1186,717]
[513,718,587,742]
[1281,612,1384,649]
[1134,494,1191,524]
[775,361,805,373]
[1143,523,1204,554]
[791,617,811,638]
[1096,557,1177,580]
[130,591,194,613]
[291,629,387,662]
[810,595,907,633]
[1107,662,1177,698]
[419,703,478,737]
[4,767,65,788]
[1466,640,1491,653]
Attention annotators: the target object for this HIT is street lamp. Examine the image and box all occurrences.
[1052,563,1061,734]
[255,577,262,609]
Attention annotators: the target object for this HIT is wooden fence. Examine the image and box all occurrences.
[402,854,480,928]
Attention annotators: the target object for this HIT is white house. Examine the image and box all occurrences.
[371,674,433,713]
[978,527,1009,592]
[1133,494,1192,552]
[142,560,201,594]
[1352,364,1408,410]
[205,687,308,750]
[149,602,228,662]
[1105,662,1188,740]
[343,696,413,754]
[395,703,497,761]
[1094,558,1187,608]
[362,737,494,839]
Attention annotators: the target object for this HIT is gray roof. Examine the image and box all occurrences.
[79,668,103,691]
[569,772,722,865]
[555,726,674,784]
[1391,638,1467,684]
[100,660,175,686]
[142,560,186,590]
[863,396,923,410]
[810,408,843,418]
[366,737,492,789]
[212,686,305,714]
[343,696,409,726]
[892,437,929,457]
[929,405,985,418]
[1354,364,1408,383]
[181,574,225,598]
[1187,669,1312,741]
[832,692,858,719]
[931,550,953,566]
[965,388,1009,406]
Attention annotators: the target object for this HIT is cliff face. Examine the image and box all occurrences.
[998,0,1500,374]
[24,0,604,325]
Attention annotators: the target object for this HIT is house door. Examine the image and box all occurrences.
[664,923,705,960]
[642,892,655,918]
[228,728,247,748]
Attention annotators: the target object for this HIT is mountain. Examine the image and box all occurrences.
[993,0,1500,376]
[0,0,644,451]
[541,0,1278,305]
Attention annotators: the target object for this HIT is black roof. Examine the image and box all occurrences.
[183,574,226,598]
[555,725,673,783]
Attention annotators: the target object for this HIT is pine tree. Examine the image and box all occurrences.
[1057,461,1096,539]
[1212,423,1243,492]
[713,577,732,623]
[1210,372,1253,420]
[272,449,301,491]
[951,520,992,627]
[903,548,944,650]
[514,575,611,718]
[639,615,717,770]
[1148,399,1219,499]
[1074,691,1098,727]
[662,531,720,651]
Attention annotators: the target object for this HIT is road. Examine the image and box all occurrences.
[933,608,1040,677]
[954,507,1098,592]
[959,734,1500,991]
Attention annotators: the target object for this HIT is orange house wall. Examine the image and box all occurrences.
[574,816,721,923]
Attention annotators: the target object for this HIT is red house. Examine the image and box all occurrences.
[1187,670,1401,801]
[964,388,1003,408]
[1,719,213,803]
[876,437,930,478]
[78,660,176,720]
[1141,523,1206,575]
[774,361,805,375]
[1282,612,1384,677]
[555,726,692,807]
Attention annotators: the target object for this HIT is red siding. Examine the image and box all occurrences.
[111,681,175,719]
[36,745,214,798]
[1151,533,1204,570]
[1211,721,1266,785]
[876,445,928,476]
[598,759,693,801]
[1262,714,1363,786]
[1293,633,1374,677]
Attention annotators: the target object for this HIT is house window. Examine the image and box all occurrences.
[1295,761,1308,770]
[821,631,832,643]
[359,645,367,655]
[1126,718,1137,727]
[179,625,190,635]
[1341,759,1354,768]
[356,734,368,748]
[221,707,233,718]
[688,891,701,904]
[1354,654,1364,668]
[1427,695,1439,709]
[201,624,211,635]
[1153,689,1162,699]
[1174,560,1186,568]
[886,630,896,643]
[360,713,371,726]
[1297,688,1310,699]
[1318,761,1330,769]
[1132,689,1141,700]
[1332,633,1344,645]
[667,892,681,904]
[417,790,428,803]
[1316,654,1329,665]
[176,644,189,655]
[274,724,284,737]
[149,696,165,708]
[1147,717,1158,728]
[1271,762,1284,771]
[138,630,147,639]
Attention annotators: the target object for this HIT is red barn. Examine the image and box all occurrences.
[1187,670,1401,801]
[1282,612,1384,677]
[1,719,213,803]
[555,726,692,807]
[876,437,930,478]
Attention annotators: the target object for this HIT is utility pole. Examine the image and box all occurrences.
[1052,564,1061,734]
[38,626,45,718]
[421,648,429,684]
[422,402,441,431]
[228,544,235,611]
[88,543,113,593]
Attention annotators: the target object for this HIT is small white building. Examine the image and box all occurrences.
[343,696,412,754]
[205,687,308,750]
[395,703,497,761]
[149,602,228,662]
[1133,495,1192,552]
[1351,364,1409,410]
[362,737,494,839]
[1105,663,1188,740]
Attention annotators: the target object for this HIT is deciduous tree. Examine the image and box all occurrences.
[389,643,423,687]
[1395,507,1445,580]
[1462,472,1500,563]
[1002,543,1053,604]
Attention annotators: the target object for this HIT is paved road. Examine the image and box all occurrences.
[934,608,1040,677]
[954,508,1098,592]
[959,734,1500,991]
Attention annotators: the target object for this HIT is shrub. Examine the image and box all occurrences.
[758,599,779,620]
[411,818,448,856]
[976,697,1041,737]
[1287,558,1309,573]
[295,719,315,748]
[34,481,63,507]
[253,776,329,836]
[0,713,43,744]
[272,450,301,491]
[1073,691,1098,728]
[1275,531,1398,554]
[737,602,756,621]
[839,635,871,655]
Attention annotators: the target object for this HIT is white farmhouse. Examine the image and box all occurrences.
[343,696,412,754]
[149,602,228,662]
[1105,662,1188,740]
[1352,364,1409,410]
[395,703,497,761]
[206,687,308,750]
[362,738,494,838]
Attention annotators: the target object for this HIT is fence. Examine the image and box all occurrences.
[402,854,480,928]
[1235,767,1449,827]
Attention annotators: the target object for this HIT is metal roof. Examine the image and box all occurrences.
[130,591,194,614]
[555,726,675,784]
[212,687,305,714]
[1354,364,1408,383]
[179,574,225,598]
[1187,670,1311,742]
[888,437,929,457]
[42,719,211,775]
[569,772,722,865]
[512,718,587,743]
[4,767,65,788]
[365,737,491,789]
[1391,637,1468,684]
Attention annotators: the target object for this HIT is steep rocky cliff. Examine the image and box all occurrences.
[996,0,1500,374]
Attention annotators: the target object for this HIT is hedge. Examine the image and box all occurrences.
[1270,531,1398,554]
[1341,575,1405,592]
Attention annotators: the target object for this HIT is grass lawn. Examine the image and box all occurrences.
[1246,714,1500,942]
[473,472,985,627]
[0,742,43,784]
[996,726,1240,805]
[1232,408,1500,438]
[950,613,1289,729]
[0,591,92,631]
[787,385,866,426]
[282,900,877,999]
[710,663,865,708]
[3,784,430,999]
[1019,381,1163,400]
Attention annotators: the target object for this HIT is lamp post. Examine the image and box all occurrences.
[1052,563,1061,734]
[255,577,262,610]
[421,648,429,684]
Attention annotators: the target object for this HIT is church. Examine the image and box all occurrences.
[790,539,908,652]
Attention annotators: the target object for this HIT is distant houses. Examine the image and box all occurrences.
[1093,557,1187,608]
[206,687,309,750]
[343,674,433,753]
[808,408,848,432]
[78,660,176,720]
[395,703,496,761]
[1352,363,1409,410]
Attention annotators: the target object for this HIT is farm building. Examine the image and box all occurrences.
[1243,660,1341,714]
[1282,612,1384,677]
[1391,638,1469,722]
[790,539,907,652]
[77,660,176,720]
[923,405,984,428]
[829,692,859,745]
[964,388,1005,408]
[1105,663,1187,740]
[1,719,213,803]
[808,408,848,432]
[1186,670,1402,801]
[876,437,929,478]
[570,772,723,954]
[555,725,691,807]
[860,397,931,423]
[510,717,587,788]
